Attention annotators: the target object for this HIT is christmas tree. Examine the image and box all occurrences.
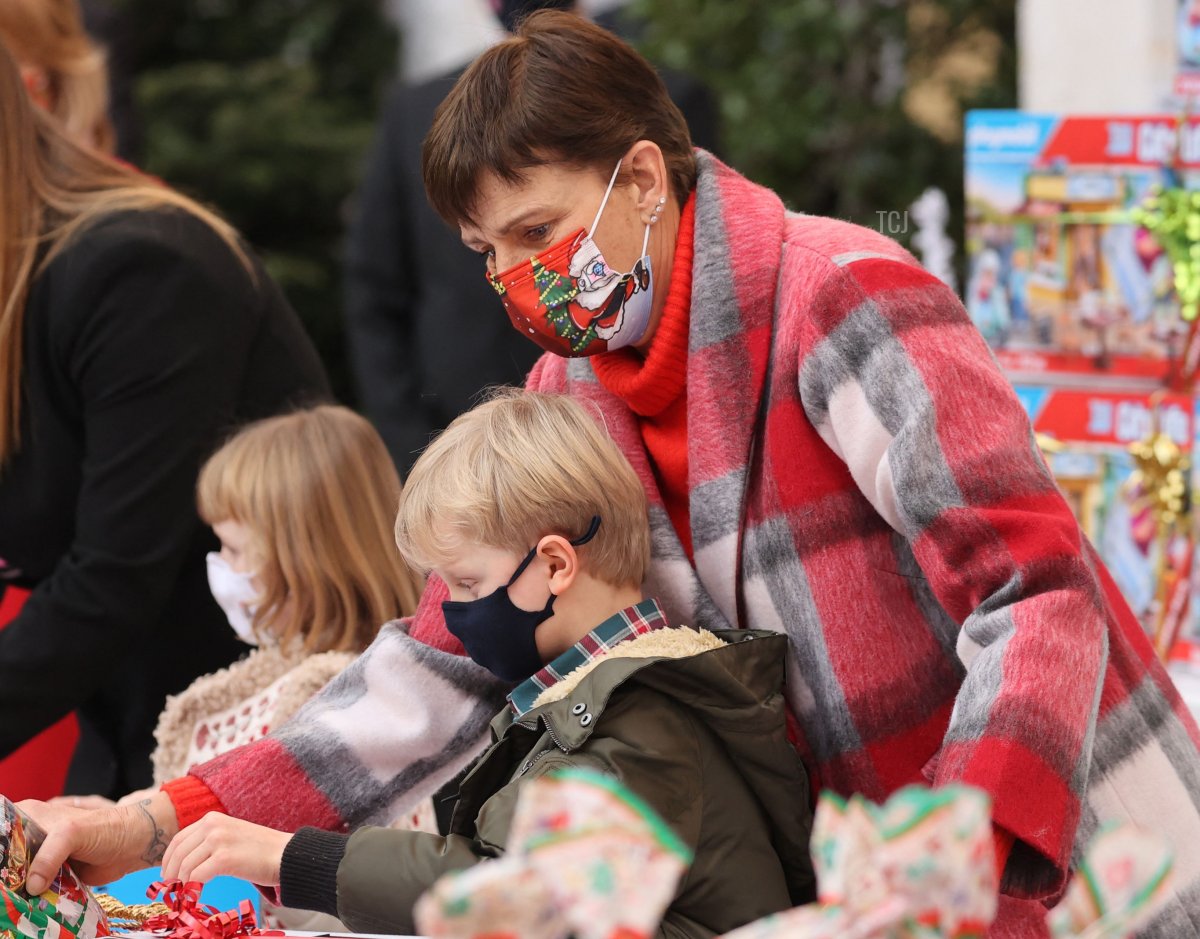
[532,259,597,354]
[113,0,398,399]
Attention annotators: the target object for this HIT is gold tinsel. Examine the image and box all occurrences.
[1125,421,1193,662]
[1127,432,1190,530]
[94,892,171,929]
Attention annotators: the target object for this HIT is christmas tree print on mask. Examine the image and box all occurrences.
[489,161,655,358]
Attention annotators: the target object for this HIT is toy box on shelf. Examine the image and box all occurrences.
[965,111,1200,380]
[966,111,1200,670]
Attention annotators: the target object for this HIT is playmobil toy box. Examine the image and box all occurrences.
[966,111,1200,383]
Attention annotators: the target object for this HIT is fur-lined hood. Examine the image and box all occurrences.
[502,627,794,762]
[531,626,727,708]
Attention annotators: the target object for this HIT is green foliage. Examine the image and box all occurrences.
[635,0,1016,268]
[1135,186,1200,322]
[113,0,399,399]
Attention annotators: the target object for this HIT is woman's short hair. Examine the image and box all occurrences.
[422,10,696,226]
[197,405,424,653]
[396,388,651,589]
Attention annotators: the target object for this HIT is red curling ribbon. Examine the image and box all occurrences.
[140,880,258,939]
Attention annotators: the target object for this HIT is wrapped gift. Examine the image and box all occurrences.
[415,768,692,939]
[512,770,692,939]
[0,797,109,939]
[413,857,566,939]
[722,784,1176,939]
[720,785,998,939]
[1047,825,1173,939]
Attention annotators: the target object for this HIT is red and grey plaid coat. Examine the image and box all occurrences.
[192,153,1200,934]
[521,154,1200,926]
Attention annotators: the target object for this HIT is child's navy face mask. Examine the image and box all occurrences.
[441,517,601,683]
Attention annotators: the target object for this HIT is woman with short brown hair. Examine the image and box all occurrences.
[26,13,1200,937]
[421,11,697,228]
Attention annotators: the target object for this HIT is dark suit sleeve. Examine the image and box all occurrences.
[343,85,430,471]
[0,222,267,755]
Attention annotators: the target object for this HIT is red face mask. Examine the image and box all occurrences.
[487,162,654,357]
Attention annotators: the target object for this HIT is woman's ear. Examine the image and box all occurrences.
[537,535,579,596]
[19,65,52,111]
[624,140,669,222]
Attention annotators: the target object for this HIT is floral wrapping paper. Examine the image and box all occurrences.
[414,769,691,939]
[719,785,998,939]
[1047,825,1174,939]
[721,786,1174,939]
[0,797,108,939]
[412,859,566,939]
[416,776,1174,939]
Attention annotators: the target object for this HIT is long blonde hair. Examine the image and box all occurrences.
[198,406,425,654]
[0,37,246,466]
[0,0,113,151]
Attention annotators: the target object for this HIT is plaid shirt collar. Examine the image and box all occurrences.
[508,597,668,718]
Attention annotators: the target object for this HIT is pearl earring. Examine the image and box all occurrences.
[650,195,665,224]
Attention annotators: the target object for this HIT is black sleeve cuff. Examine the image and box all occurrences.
[279,827,349,917]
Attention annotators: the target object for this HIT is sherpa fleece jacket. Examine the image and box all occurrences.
[152,644,355,784]
[277,627,814,939]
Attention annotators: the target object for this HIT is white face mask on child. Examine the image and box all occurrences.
[206,552,261,646]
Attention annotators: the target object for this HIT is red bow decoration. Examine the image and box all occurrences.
[139,881,257,939]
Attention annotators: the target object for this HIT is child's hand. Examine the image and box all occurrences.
[161,812,290,886]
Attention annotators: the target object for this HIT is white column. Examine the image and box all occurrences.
[1018,0,1178,112]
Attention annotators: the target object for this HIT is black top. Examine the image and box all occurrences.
[0,209,330,796]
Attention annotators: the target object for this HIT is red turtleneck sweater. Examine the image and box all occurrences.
[593,194,696,561]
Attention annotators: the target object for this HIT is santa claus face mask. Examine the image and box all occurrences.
[487,161,654,357]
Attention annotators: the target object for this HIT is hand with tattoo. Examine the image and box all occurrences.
[134,798,169,866]
[17,792,182,894]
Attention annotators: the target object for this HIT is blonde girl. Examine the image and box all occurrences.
[162,406,430,931]
[63,406,430,930]
[152,404,426,784]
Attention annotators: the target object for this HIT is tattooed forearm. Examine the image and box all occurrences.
[136,798,168,864]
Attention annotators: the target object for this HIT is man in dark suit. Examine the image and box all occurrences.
[343,0,718,474]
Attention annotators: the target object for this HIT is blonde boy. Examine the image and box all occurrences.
[161,390,813,939]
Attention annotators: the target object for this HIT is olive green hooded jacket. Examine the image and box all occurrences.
[280,627,815,938]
